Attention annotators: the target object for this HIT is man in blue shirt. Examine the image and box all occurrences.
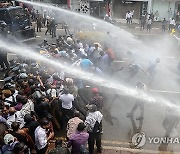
[80,55,93,71]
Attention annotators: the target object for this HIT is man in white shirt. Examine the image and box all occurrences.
[126,11,131,24]
[59,88,74,129]
[6,107,24,129]
[169,18,176,31]
[35,119,53,154]
[20,96,34,117]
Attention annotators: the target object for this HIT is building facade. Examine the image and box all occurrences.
[150,0,177,21]
[69,0,110,18]
[112,0,180,21]
[112,0,151,19]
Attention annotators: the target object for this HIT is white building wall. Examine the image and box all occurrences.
[151,0,175,21]
[70,0,80,11]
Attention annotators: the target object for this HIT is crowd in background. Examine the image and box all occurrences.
[0,5,116,152]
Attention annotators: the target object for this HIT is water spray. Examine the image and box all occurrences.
[0,38,177,111]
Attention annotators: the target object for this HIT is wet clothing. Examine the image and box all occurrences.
[147,60,157,84]
[98,54,109,72]
[93,67,104,77]
[59,94,74,110]
[80,58,93,71]
[128,64,142,79]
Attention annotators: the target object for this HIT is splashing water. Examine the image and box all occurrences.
[0,0,177,113]
[0,37,177,111]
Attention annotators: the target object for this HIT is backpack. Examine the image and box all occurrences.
[46,88,53,99]
[92,121,102,134]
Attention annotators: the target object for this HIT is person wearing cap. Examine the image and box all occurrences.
[90,88,104,110]
[67,111,83,139]
[84,105,103,154]
[35,118,53,154]
[67,123,89,154]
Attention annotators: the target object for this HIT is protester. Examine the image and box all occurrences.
[147,18,152,33]
[146,58,160,85]
[59,88,74,129]
[35,118,54,154]
[127,82,146,120]
[126,11,131,25]
[169,18,176,31]
[140,15,146,30]
[90,88,104,111]
[162,18,167,32]
[67,122,89,154]
[85,105,103,154]
[67,111,83,139]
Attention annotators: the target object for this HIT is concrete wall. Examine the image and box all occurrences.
[151,0,175,21]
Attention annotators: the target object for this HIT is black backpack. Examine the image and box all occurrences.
[92,121,102,134]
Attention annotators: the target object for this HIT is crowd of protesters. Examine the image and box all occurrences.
[0,1,174,153]
[0,6,117,152]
